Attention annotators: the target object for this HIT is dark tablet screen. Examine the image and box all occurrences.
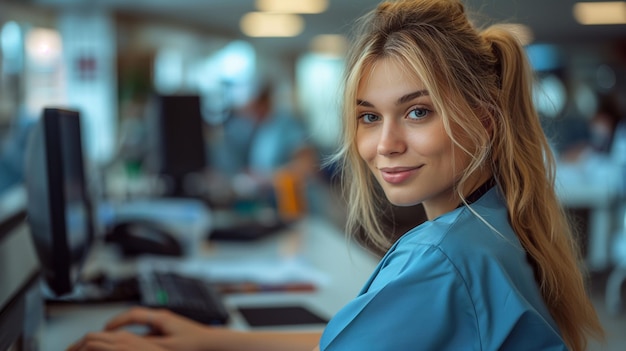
[237,305,328,327]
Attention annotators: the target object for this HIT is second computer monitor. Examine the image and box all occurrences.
[147,94,207,196]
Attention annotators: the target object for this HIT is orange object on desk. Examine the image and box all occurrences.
[273,169,307,221]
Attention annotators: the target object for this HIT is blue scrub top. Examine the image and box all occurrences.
[320,187,567,350]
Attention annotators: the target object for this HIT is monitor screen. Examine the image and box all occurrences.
[23,107,94,297]
[146,94,207,196]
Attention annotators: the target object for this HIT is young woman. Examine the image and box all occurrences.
[68,0,604,350]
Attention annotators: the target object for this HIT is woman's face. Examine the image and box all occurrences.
[355,58,473,219]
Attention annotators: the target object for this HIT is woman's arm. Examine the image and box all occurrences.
[69,307,321,351]
[205,330,321,351]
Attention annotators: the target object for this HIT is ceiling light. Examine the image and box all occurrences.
[573,1,626,25]
[240,12,304,37]
[256,0,329,14]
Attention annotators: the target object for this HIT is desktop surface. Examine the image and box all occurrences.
[39,217,380,350]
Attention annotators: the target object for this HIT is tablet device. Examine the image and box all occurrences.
[237,305,328,327]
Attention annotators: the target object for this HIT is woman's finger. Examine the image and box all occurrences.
[67,332,117,351]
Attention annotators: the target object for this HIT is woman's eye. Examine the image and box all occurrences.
[407,108,429,120]
[359,113,380,123]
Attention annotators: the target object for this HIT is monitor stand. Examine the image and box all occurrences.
[42,274,140,305]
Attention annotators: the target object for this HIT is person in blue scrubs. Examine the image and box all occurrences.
[68,1,605,350]
[209,82,314,179]
[208,81,323,217]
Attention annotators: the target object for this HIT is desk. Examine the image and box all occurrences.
[556,159,622,272]
[39,217,380,350]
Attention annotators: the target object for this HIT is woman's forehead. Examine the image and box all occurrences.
[357,57,428,91]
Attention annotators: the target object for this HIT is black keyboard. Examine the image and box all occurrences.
[137,271,230,325]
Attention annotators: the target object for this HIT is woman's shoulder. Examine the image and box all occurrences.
[362,188,563,350]
[394,187,546,308]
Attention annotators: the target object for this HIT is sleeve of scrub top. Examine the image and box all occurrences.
[321,243,480,350]
[320,242,567,351]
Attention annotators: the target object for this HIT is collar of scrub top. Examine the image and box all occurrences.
[457,177,496,208]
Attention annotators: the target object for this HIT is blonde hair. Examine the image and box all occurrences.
[332,0,604,349]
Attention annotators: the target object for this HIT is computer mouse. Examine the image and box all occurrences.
[105,220,183,257]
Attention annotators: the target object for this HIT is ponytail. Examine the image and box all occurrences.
[482,26,605,351]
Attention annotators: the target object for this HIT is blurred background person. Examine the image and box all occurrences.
[207,79,323,221]
[210,81,317,179]
[560,93,624,163]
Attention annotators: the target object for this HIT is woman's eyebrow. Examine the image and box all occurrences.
[356,99,374,107]
[397,90,429,105]
[356,89,429,108]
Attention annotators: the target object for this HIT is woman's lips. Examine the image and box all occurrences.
[379,166,422,184]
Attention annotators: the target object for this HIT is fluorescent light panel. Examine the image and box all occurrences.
[240,12,304,37]
[256,0,329,14]
[573,1,626,25]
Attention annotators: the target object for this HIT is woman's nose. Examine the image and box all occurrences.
[377,121,406,156]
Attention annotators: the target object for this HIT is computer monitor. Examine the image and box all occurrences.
[23,107,94,297]
[146,94,207,196]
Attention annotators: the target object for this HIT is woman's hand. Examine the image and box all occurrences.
[68,306,234,351]
[66,329,169,351]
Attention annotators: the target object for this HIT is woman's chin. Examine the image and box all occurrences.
[387,197,422,207]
